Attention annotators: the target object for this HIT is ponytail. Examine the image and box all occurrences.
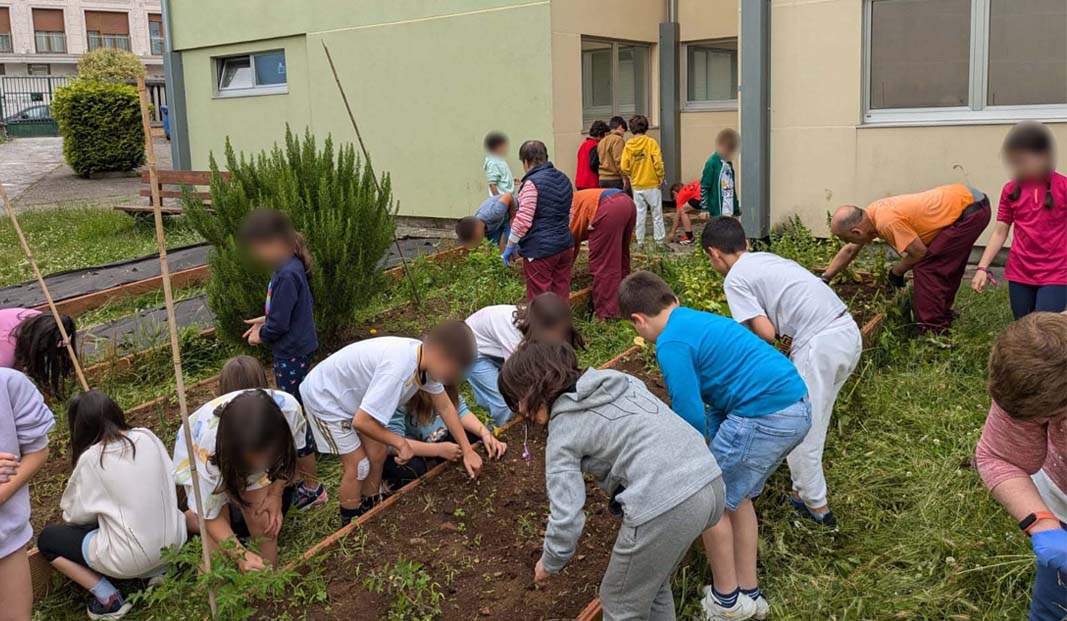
[294,231,314,274]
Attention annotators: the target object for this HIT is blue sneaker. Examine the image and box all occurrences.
[789,496,837,528]
[88,594,132,620]
[294,483,328,511]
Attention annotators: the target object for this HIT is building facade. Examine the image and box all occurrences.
[0,0,164,77]
[162,0,1066,240]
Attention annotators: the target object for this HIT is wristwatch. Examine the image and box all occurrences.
[1019,511,1063,535]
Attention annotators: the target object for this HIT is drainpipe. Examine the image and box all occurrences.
[659,0,681,188]
[740,0,771,237]
[161,0,191,170]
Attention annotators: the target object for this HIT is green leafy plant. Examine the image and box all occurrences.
[363,560,444,621]
[186,127,397,345]
[660,250,727,315]
[77,48,146,82]
[52,80,144,176]
[757,214,844,271]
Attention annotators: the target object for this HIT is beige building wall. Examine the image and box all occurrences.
[769,0,1067,240]
[678,0,739,183]
[173,1,554,219]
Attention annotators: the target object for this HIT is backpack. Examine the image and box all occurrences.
[588,144,600,174]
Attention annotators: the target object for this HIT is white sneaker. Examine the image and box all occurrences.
[701,587,757,620]
[750,595,770,620]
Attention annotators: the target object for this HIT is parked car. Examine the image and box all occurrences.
[3,104,52,124]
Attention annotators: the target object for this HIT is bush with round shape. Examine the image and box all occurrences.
[77,48,146,83]
[51,80,145,177]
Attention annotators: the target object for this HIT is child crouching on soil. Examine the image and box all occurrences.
[465,293,584,428]
[39,391,186,620]
[976,312,1067,620]
[174,386,307,572]
[0,369,55,621]
[238,208,325,512]
[299,321,488,527]
[499,340,725,621]
[382,386,505,491]
[456,192,516,252]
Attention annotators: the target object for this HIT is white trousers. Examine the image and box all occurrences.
[633,188,665,244]
[786,315,863,508]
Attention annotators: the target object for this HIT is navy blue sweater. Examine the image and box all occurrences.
[259,256,318,359]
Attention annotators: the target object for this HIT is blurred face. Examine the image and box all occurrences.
[423,347,465,385]
[1005,150,1052,181]
[249,239,292,267]
[493,142,509,157]
[521,402,550,426]
[717,141,738,160]
[463,221,486,250]
[704,247,730,275]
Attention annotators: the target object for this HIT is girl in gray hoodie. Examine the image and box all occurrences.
[498,340,725,621]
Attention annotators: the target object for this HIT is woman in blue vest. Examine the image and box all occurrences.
[502,141,576,301]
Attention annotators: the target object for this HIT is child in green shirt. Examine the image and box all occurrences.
[483,131,515,196]
[700,128,741,217]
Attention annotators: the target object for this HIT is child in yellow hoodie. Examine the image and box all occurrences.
[620,115,666,247]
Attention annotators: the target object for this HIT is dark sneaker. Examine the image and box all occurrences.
[294,483,328,511]
[789,496,838,528]
[87,594,132,620]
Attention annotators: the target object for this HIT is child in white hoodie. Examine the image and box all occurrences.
[38,390,186,620]
[498,340,725,620]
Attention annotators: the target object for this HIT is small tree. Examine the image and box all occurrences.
[186,127,397,345]
[77,48,146,83]
[52,80,144,176]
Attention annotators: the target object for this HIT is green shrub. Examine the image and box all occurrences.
[77,48,146,83]
[52,80,144,176]
[186,126,396,345]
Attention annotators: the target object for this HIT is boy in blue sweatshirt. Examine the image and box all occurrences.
[619,270,811,621]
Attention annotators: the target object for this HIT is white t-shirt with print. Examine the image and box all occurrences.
[172,389,306,520]
[299,337,444,427]
[723,252,849,353]
[465,305,522,360]
[720,160,736,216]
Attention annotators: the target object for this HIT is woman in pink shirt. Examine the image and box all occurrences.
[0,308,78,398]
[973,122,1067,318]
[976,313,1067,620]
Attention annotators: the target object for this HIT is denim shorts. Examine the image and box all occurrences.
[710,398,812,510]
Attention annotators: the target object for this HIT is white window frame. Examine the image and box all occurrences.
[682,38,738,112]
[862,0,1067,126]
[213,49,287,98]
[580,37,653,125]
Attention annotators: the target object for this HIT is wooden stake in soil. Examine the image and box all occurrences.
[320,40,422,307]
[136,75,217,617]
[0,178,89,392]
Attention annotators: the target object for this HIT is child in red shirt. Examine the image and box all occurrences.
[668,180,703,245]
[973,122,1067,318]
[575,121,608,190]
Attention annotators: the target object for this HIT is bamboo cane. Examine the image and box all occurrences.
[135,75,217,617]
[320,40,422,307]
[0,179,89,392]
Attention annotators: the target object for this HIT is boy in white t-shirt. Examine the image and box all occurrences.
[702,217,862,526]
[300,321,483,526]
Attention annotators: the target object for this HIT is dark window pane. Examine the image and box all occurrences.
[687,39,738,102]
[988,0,1067,106]
[254,50,286,86]
[869,0,971,109]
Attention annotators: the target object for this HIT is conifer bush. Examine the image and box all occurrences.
[186,127,397,345]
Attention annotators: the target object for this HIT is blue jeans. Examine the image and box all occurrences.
[1030,563,1067,621]
[467,356,512,427]
[711,398,812,510]
[1009,282,1067,320]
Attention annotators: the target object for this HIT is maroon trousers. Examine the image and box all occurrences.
[912,200,991,333]
[588,192,637,318]
[524,246,575,302]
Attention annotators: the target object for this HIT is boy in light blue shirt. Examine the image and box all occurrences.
[483,131,515,196]
[619,270,810,621]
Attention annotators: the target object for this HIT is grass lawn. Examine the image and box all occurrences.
[0,206,203,288]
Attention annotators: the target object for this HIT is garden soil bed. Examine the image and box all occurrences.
[261,425,618,621]
[830,274,894,330]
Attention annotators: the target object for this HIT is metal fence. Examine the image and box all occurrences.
[0,77,168,138]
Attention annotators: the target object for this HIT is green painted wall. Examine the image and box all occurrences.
[175,1,554,219]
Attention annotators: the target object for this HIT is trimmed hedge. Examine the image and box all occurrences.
[77,48,146,83]
[52,80,145,177]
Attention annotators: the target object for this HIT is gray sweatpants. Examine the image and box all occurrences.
[599,477,726,621]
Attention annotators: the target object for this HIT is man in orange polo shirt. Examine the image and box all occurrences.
[824,184,991,332]
[570,188,636,319]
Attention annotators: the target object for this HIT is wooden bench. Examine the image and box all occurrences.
[115,170,229,216]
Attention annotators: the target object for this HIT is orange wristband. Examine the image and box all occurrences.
[1022,511,1061,535]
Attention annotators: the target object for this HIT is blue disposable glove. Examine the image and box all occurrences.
[502,245,517,267]
[1032,528,1067,573]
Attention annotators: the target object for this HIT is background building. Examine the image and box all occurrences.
[0,0,164,77]
[161,0,1066,240]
